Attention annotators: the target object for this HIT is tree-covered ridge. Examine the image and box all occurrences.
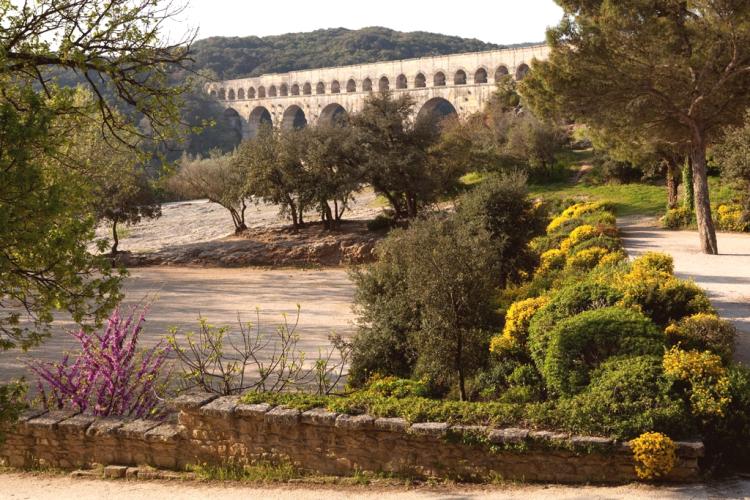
[191,27,534,80]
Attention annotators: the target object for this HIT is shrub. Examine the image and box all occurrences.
[630,432,677,480]
[558,356,690,438]
[662,207,692,230]
[665,313,736,363]
[546,202,606,234]
[28,308,171,418]
[715,204,750,232]
[364,375,429,399]
[560,224,599,252]
[543,307,663,396]
[663,347,731,417]
[567,234,621,255]
[702,365,750,468]
[367,213,396,232]
[565,246,610,272]
[631,252,674,275]
[617,266,714,327]
[528,282,624,369]
[597,250,628,269]
[538,248,566,273]
[494,296,549,349]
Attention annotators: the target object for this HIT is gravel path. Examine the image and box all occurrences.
[0,268,356,382]
[2,473,749,499]
[619,217,750,364]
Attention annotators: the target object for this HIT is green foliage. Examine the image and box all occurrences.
[666,314,736,364]
[557,356,690,438]
[189,459,302,482]
[542,307,663,396]
[702,365,750,469]
[663,207,692,230]
[363,376,429,399]
[528,281,624,369]
[0,381,26,442]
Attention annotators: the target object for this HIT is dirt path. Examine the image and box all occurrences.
[619,217,750,364]
[2,472,749,499]
[0,268,356,382]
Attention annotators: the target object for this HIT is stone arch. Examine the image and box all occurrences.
[224,107,242,137]
[346,79,356,92]
[281,105,307,130]
[316,82,325,95]
[291,83,300,96]
[331,80,341,93]
[280,83,288,96]
[248,106,272,137]
[433,72,446,87]
[379,76,389,91]
[237,88,245,100]
[396,74,407,89]
[248,87,256,99]
[454,69,467,85]
[319,103,348,127]
[303,82,312,95]
[362,78,373,92]
[495,65,509,82]
[515,63,530,80]
[474,67,488,84]
[414,73,426,88]
[218,88,226,100]
[209,89,217,97]
[269,85,277,97]
[416,97,458,130]
[258,86,266,98]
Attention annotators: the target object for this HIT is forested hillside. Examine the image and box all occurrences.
[190,27,515,80]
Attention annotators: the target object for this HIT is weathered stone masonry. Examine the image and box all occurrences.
[0,394,704,483]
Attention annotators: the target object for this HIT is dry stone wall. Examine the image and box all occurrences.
[0,394,704,483]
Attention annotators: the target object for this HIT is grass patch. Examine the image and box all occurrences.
[189,460,302,482]
[528,182,667,217]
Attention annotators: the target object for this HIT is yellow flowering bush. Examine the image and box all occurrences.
[560,224,599,253]
[539,248,566,272]
[662,207,692,229]
[546,202,604,233]
[715,204,749,232]
[631,252,674,275]
[491,297,549,354]
[630,432,677,479]
[565,246,610,272]
[665,313,736,363]
[663,347,732,417]
[596,250,627,269]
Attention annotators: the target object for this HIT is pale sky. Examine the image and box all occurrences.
[169,0,565,46]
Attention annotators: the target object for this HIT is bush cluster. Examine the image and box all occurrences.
[630,432,678,480]
[715,204,750,232]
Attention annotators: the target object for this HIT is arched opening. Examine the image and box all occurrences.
[303,82,312,95]
[415,73,426,88]
[268,85,277,97]
[346,79,356,92]
[433,72,446,86]
[495,65,509,82]
[331,80,341,93]
[362,78,373,91]
[280,83,288,96]
[515,63,530,80]
[248,87,256,99]
[454,70,467,85]
[228,89,236,100]
[291,84,300,96]
[475,68,488,84]
[218,88,226,100]
[209,90,217,97]
[248,106,272,138]
[396,74,407,89]
[379,76,389,92]
[316,82,325,95]
[223,107,243,141]
[237,88,245,100]
[416,97,458,131]
[258,86,266,98]
[281,105,307,130]
[319,103,348,127]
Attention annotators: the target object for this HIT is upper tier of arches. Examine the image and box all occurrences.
[210,64,526,101]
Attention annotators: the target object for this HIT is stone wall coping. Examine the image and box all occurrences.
[264,406,300,425]
[172,393,218,411]
[335,414,375,430]
[117,419,162,439]
[301,408,339,427]
[27,410,78,428]
[235,402,271,417]
[199,396,240,418]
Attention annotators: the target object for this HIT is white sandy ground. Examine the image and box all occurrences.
[1,472,750,499]
[619,217,750,365]
[0,268,356,382]
[93,190,380,254]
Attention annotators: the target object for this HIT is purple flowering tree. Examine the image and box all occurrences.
[29,308,171,418]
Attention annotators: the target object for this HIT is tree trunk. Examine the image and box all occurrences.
[690,143,718,255]
[111,219,119,255]
[665,157,680,209]
[683,157,694,212]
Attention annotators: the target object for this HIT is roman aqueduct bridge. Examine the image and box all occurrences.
[206,44,550,138]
